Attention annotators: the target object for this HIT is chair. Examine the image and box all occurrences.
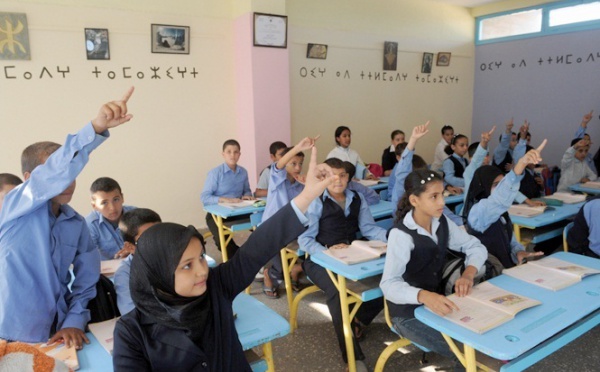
[379,189,389,201]
[563,221,574,252]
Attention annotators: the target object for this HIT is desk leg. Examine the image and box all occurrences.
[211,214,229,262]
[281,249,295,318]
[262,341,275,372]
[464,345,477,372]
[326,270,356,372]
[513,223,522,246]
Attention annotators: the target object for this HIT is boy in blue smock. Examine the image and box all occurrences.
[200,139,254,259]
[0,87,135,348]
[0,173,22,211]
[573,110,597,174]
[254,141,287,198]
[85,177,136,260]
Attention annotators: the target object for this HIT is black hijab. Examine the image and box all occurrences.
[130,222,211,345]
[464,165,503,218]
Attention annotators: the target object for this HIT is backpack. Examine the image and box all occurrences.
[367,163,384,178]
[87,275,121,324]
[440,251,503,295]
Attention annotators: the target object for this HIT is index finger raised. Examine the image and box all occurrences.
[488,125,496,135]
[121,86,135,102]
[536,139,548,152]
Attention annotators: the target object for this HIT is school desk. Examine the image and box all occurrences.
[444,193,464,206]
[203,203,266,262]
[510,202,584,246]
[76,293,287,372]
[368,177,389,192]
[570,183,600,195]
[414,252,600,372]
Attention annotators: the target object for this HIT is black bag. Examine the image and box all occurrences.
[440,251,503,295]
[87,275,121,324]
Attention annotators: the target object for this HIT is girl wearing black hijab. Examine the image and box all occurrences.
[465,141,547,269]
[113,147,335,371]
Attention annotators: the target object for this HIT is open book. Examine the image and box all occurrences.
[356,179,380,187]
[88,317,119,355]
[503,256,600,291]
[548,192,586,204]
[32,342,79,370]
[218,200,256,209]
[100,258,124,277]
[432,281,541,334]
[323,240,387,265]
[581,181,600,189]
[508,204,546,217]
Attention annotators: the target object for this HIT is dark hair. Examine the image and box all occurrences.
[342,161,356,179]
[324,157,345,170]
[269,141,287,156]
[526,131,531,139]
[0,173,23,189]
[499,132,517,142]
[412,154,428,170]
[394,142,408,157]
[120,208,162,244]
[571,138,586,147]
[441,125,454,135]
[468,142,480,158]
[334,126,351,145]
[280,146,305,159]
[222,139,240,151]
[395,169,443,222]
[90,177,122,195]
[444,134,468,155]
[21,141,61,174]
[391,130,405,140]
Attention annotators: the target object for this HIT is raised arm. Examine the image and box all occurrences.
[493,119,513,164]
[575,110,593,139]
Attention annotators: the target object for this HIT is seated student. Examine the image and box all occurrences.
[254,141,287,197]
[431,125,454,171]
[327,125,375,179]
[519,145,545,199]
[380,169,487,370]
[381,130,405,176]
[85,177,136,260]
[200,139,254,259]
[573,110,597,175]
[442,134,469,188]
[493,119,519,173]
[0,173,23,210]
[0,87,133,347]
[556,138,598,193]
[465,142,548,269]
[114,208,162,315]
[567,197,600,258]
[261,137,316,298]
[461,126,495,214]
[386,142,406,202]
[299,157,387,370]
[344,161,380,206]
[113,146,336,371]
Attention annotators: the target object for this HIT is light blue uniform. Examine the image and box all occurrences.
[86,205,136,260]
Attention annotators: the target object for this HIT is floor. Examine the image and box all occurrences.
[204,230,600,372]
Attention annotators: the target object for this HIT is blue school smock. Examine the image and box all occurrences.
[200,163,252,206]
[86,205,136,260]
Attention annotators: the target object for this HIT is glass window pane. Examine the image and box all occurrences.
[479,9,542,41]
[549,2,600,27]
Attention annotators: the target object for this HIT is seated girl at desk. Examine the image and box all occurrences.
[464,143,547,268]
[442,134,469,188]
[112,147,336,371]
[327,125,375,180]
[380,169,487,369]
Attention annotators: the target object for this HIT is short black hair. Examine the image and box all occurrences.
[90,177,122,195]
[120,208,162,244]
[499,132,517,142]
[394,142,408,157]
[222,139,240,151]
[21,141,61,174]
[0,173,23,189]
[324,157,345,170]
[391,130,404,140]
[342,161,356,179]
[571,138,586,147]
[334,126,350,145]
[412,154,427,170]
[468,142,480,158]
[441,125,454,135]
[269,141,287,156]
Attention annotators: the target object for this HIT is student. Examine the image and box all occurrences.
[556,138,598,193]
[442,134,469,188]
[386,142,407,202]
[381,130,405,176]
[567,197,600,258]
[299,157,387,370]
[113,146,336,371]
[465,142,548,269]
[344,161,380,206]
[0,87,134,347]
[493,119,519,173]
[254,141,287,197]
[573,110,597,175]
[461,126,495,214]
[0,173,23,210]
[85,177,136,260]
[114,208,162,315]
[326,126,375,179]
[200,139,254,259]
[431,125,454,171]
[261,137,316,298]
[380,169,487,369]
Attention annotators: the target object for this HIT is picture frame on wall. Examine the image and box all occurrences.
[151,24,190,54]
[383,41,398,71]
[421,52,433,74]
[84,28,110,60]
[253,13,288,48]
[437,52,451,66]
[306,43,327,59]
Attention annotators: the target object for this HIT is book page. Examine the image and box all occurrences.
[218,200,256,209]
[100,258,124,277]
[503,263,579,291]
[508,204,546,217]
[460,281,541,316]
[528,256,600,279]
[88,317,119,355]
[550,192,586,204]
[356,179,379,187]
[32,343,79,370]
[323,245,379,265]
[434,296,512,334]
[351,240,387,256]
[582,181,600,189]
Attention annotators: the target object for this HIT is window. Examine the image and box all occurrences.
[479,9,542,41]
[549,2,600,27]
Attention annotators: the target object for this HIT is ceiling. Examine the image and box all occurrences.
[432,0,503,7]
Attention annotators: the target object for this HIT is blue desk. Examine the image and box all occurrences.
[445,194,463,205]
[415,252,600,372]
[509,202,584,245]
[203,203,265,262]
[570,183,600,195]
[363,177,389,192]
[369,200,394,220]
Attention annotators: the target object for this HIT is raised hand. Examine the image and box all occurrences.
[574,139,589,149]
[520,120,529,140]
[480,125,496,147]
[92,87,134,134]
[295,135,320,152]
[582,110,594,127]
[505,118,514,133]
[407,121,430,151]
[292,147,336,213]
[515,139,547,175]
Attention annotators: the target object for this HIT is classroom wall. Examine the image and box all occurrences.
[472,28,600,167]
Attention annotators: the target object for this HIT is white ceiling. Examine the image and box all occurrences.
[432,0,502,7]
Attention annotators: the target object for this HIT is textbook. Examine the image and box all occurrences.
[100,258,124,277]
[356,179,380,187]
[88,317,119,355]
[548,192,586,204]
[32,342,79,370]
[581,181,600,189]
[432,281,541,334]
[503,256,600,291]
[218,200,256,209]
[323,240,387,265]
[508,204,546,218]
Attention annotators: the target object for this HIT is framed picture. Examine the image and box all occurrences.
[0,12,30,60]
[151,24,190,54]
[253,13,287,48]
[437,52,451,66]
[421,52,433,74]
[84,28,109,60]
[383,41,398,71]
[307,43,327,59]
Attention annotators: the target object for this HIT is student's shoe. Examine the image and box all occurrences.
[351,317,367,341]
[254,267,265,282]
[262,284,279,299]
